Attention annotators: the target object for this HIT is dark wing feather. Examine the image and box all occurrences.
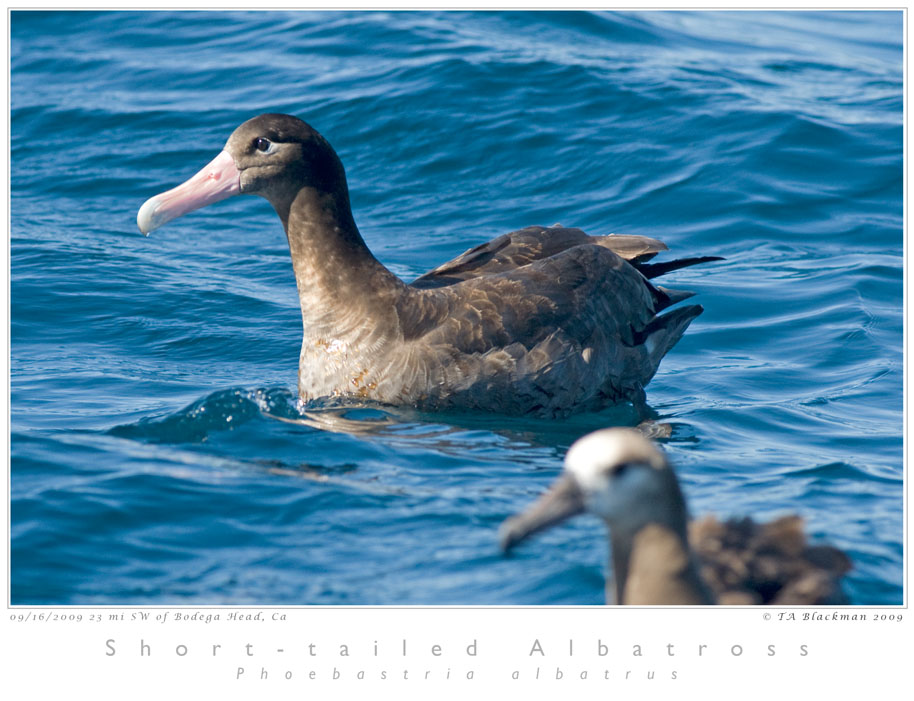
[404,243,654,352]
[394,230,716,414]
[394,244,668,415]
[689,515,851,605]
[410,225,669,290]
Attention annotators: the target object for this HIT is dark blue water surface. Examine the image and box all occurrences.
[10,11,902,605]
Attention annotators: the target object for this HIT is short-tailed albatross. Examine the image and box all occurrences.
[500,429,851,604]
[137,114,720,417]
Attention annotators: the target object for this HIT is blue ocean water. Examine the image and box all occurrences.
[9,10,902,605]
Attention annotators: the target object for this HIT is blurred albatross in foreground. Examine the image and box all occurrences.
[500,429,851,604]
[137,113,720,417]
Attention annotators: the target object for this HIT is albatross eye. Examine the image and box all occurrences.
[254,137,273,153]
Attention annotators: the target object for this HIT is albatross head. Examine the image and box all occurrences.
[137,114,346,235]
[499,428,678,551]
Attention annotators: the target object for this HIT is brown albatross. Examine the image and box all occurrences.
[500,428,851,604]
[137,113,720,417]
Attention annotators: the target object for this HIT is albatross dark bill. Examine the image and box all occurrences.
[137,150,241,235]
[499,474,586,552]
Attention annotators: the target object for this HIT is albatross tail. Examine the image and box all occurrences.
[634,255,724,279]
[640,304,704,375]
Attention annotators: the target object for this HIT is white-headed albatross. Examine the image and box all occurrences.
[137,114,720,417]
[500,428,851,604]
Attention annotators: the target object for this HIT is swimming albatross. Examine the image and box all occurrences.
[137,114,720,417]
[499,428,851,604]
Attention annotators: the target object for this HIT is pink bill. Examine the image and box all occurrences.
[137,150,241,235]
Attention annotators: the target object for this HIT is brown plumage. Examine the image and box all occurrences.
[499,428,851,604]
[689,515,851,605]
[137,114,720,417]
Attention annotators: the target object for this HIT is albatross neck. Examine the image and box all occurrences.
[607,477,714,605]
[277,185,406,328]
